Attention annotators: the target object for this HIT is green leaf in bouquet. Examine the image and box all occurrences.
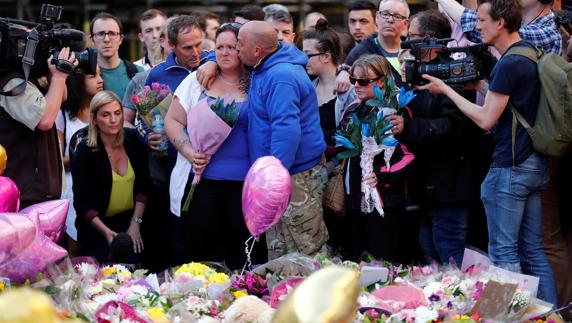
[337,149,359,160]
[366,99,384,107]
[43,285,60,295]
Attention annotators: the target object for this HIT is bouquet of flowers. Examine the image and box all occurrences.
[182,96,241,211]
[131,83,172,121]
[335,79,416,216]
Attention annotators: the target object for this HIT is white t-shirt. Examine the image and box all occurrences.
[55,110,88,240]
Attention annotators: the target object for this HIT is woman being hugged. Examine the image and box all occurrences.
[340,54,415,264]
[72,91,150,264]
[56,65,103,257]
[165,23,258,269]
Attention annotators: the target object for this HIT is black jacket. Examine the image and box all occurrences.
[339,101,414,210]
[344,34,403,88]
[396,88,482,206]
[71,128,150,225]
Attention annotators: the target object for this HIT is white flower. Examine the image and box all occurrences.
[77,263,98,277]
[414,306,438,323]
[423,282,443,298]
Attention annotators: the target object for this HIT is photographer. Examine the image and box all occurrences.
[389,10,482,266]
[0,46,78,208]
[419,0,556,304]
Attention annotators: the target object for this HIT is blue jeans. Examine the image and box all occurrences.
[419,206,469,266]
[481,152,557,305]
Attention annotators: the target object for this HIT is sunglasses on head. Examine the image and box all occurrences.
[218,22,243,31]
[349,76,381,86]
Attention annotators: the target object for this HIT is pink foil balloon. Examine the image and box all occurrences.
[0,213,36,265]
[242,156,292,239]
[20,199,69,242]
[0,176,20,213]
[0,214,67,283]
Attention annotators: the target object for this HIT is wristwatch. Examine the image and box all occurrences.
[133,216,143,224]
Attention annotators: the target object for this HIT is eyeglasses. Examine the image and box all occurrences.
[218,22,243,31]
[377,11,407,21]
[92,31,122,40]
[306,52,324,58]
[349,76,381,86]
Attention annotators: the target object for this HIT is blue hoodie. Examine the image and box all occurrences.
[248,43,326,174]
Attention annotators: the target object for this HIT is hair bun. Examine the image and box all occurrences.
[314,18,329,31]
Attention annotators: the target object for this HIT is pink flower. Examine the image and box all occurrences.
[396,309,415,322]
[131,95,139,105]
[442,276,455,286]
[151,82,160,91]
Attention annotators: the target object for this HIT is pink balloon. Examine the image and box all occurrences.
[0,176,20,213]
[0,213,36,265]
[242,156,292,239]
[20,199,69,242]
[0,214,67,283]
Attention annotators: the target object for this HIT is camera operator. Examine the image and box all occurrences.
[419,0,557,304]
[389,10,482,266]
[0,46,78,208]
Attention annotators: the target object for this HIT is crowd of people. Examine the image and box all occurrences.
[1,0,571,311]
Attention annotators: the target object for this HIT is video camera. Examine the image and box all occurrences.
[0,4,97,94]
[400,37,489,86]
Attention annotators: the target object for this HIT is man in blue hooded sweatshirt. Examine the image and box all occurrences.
[236,21,328,260]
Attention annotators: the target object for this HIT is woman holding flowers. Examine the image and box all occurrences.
[72,91,150,264]
[56,64,103,257]
[165,23,260,269]
[338,54,415,264]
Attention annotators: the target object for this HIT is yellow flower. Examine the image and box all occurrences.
[209,272,229,285]
[147,307,168,323]
[175,262,210,276]
[233,290,247,299]
[0,282,4,293]
[118,271,132,281]
[101,266,117,276]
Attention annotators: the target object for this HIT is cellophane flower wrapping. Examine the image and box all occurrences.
[182,96,240,211]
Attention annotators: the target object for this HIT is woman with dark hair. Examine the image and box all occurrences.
[303,19,357,167]
[165,23,262,269]
[72,90,150,264]
[339,54,414,264]
[56,66,103,257]
[303,19,357,256]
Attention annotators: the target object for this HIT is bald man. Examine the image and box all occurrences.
[236,21,328,260]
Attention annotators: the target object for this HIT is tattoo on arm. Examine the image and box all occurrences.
[175,138,190,149]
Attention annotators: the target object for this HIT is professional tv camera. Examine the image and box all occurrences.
[0,4,97,95]
[400,37,490,86]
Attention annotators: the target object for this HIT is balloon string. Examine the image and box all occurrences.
[240,236,255,278]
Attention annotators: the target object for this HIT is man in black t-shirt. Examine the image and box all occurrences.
[418,0,557,305]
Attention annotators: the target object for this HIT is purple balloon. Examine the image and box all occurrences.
[0,214,67,283]
[0,213,36,265]
[0,176,20,213]
[20,199,69,242]
[242,156,292,239]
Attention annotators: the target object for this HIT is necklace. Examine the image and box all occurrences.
[526,5,546,25]
[218,73,240,86]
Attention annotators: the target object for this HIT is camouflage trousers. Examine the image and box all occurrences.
[266,163,329,260]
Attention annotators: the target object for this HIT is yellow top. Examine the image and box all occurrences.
[106,159,135,217]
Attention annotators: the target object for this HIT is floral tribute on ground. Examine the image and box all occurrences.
[0,251,569,323]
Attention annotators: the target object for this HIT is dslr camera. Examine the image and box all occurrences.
[401,37,489,85]
[0,4,97,91]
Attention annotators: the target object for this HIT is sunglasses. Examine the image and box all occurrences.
[306,52,324,58]
[349,76,381,86]
[219,22,243,30]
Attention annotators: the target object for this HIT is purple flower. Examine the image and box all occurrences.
[428,293,441,302]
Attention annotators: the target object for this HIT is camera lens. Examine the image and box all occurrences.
[76,47,97,75]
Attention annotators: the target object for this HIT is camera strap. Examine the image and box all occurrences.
[0,29,39,96]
